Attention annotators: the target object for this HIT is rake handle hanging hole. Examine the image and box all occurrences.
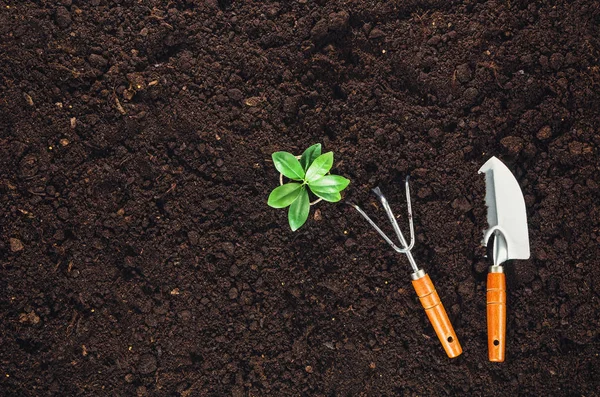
[412,274,463,358]
[487,272,506,362]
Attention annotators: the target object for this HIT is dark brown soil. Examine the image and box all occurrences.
[1,0,599,395]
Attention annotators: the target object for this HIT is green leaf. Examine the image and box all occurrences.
[300,143,322,171]
[272,152,305,181]
[288,187,310,231]
[308,175,350,193]
[267,183,302,208]
[305,152,333,182]
[310,187,342,202]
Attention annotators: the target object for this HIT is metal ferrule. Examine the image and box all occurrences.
[410,269,426,280]
[489,265,504,273]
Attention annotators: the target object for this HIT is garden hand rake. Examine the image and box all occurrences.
[350,178,462,358]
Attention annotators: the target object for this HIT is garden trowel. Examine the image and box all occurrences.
[479,156,530,362]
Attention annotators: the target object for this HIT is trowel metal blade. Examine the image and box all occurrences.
[479,157,530,265]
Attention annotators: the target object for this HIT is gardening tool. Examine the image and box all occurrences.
[479,156,530,362]
[350,178,462,358]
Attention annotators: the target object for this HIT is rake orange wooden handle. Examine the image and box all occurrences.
[412,274,462,358]
[487,272,506,362]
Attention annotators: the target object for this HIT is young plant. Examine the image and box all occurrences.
[268,144,350,231]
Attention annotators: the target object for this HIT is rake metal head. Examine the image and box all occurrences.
[349,177,419,273]
[350,177,425,279]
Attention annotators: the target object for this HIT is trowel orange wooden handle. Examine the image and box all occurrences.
[487,272,506,362]
[412,274,462,358]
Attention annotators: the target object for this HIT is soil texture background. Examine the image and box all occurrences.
[1,0,600,395]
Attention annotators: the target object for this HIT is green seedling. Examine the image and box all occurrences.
[268,143,350,231]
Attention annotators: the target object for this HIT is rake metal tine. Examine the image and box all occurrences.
[350,204,410,253]
[371,177,415,252]
[403,176,415,251]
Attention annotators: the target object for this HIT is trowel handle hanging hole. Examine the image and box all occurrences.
[493,339,499,346]
[447,336,453,343]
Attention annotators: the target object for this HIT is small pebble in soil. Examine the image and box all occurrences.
[283,96,299,116]
[227,88,243,102]
[55,6,71,28]
[369,28,385,39]
[138,354,157,375]
[463,87,479,103]
[57,207,70,220]
[244,96,262,107]
[221,242,235,256]
[427,35,441,46]
[19,311,40,325]
[188,230,199,246]
[229,288,239,299]
[455,63,472,83]
[557,77,569,90]
[310,18,329,41]
[500,136,524,154]
[568,141,590,155]
[88,54,108,69]
[24,93,34,106]
[53,230,65,241]
[314,208,322,221]
[305,365,313,373]
[10,238,24,252]
[537,125,552,140]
